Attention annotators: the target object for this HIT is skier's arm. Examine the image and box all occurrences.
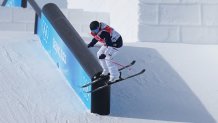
[88,38,98,48]
[100,31,113,47]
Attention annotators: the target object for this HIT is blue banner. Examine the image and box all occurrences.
[37,14,91,109]
[5,0,22,7]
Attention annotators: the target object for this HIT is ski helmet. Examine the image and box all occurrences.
[90,21,100,31]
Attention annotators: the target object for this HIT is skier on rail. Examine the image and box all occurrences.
[87,20,123,82]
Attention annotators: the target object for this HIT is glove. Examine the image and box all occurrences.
[87,43,93,48]
[99,54,106,59]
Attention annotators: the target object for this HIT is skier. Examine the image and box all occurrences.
[87,21,123,82]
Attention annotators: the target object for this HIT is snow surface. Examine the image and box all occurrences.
[109,42,218,123]
[0,31,217,123]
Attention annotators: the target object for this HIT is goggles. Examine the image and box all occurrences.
[91,28,100,34]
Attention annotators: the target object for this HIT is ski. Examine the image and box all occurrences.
[118,60,136,71]
[85,69,146,93]
[80,60,136,88]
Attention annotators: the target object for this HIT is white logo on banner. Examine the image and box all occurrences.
[53,38,67,64]
[42,20,49,43]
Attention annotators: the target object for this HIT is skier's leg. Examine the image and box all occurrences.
[97,46,109,75]
[105,47,120,82]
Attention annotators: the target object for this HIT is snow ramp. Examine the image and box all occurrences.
[0,31,89,122]
[101,42,217,123]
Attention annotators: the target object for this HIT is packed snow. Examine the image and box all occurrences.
[109,42,218,123]
[0,31,217,123]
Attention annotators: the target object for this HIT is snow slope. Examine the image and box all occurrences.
[90,42,218,123]
[0,31,89,123]
[0,31,217,123]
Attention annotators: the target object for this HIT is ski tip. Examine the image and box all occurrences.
[131,60,136,64]
[141,69,146,73]
[81,85,87,88]
[81,84,90,88]
[86,90,97,93]
[85,91,91,93]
